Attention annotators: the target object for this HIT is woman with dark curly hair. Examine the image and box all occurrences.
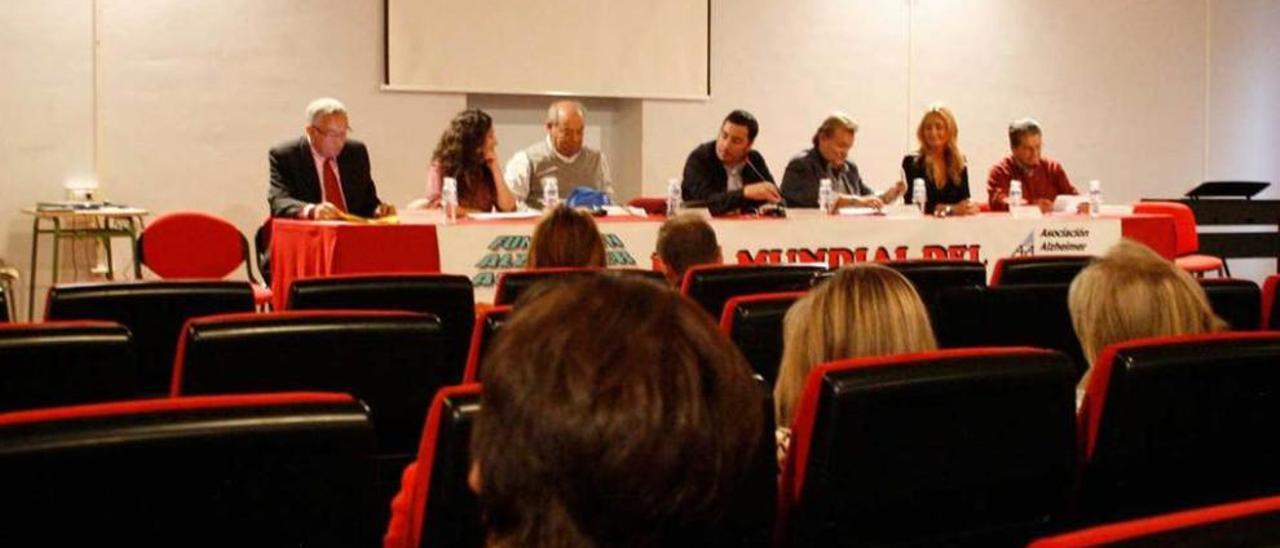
[424,109,517,213]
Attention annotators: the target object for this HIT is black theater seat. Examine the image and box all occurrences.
[720,292,805,385]
[172,310,451,457]
[1199,278,1262,330]
[0,392,378,545]
[1077,332,1280,524]
[494,268,665,306]
[0,321,138,411]
[396,384,485,548]
[287,273,476,376]
[991,255,1093,286]
[883,259,986,334]
[779,348,1077,546]
[462,305,510,382]
[44,280,255,394]
[935,284,1086,378]
[681,264,824,320]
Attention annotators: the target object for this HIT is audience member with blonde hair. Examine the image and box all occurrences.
[1069,239,1227,397]
[526,206,606,269]
[773,263,938,463]
[901,104,980,216]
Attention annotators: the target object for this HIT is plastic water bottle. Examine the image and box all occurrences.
[1008,179,1024,207]
[542,176,559,209]
[666,177,682,217]
[818,177,834,214]
[912,178,926,215]
[441,177,459,223]
[1089,179,1102,218]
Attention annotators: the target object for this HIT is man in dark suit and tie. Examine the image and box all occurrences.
[268,97,395,220]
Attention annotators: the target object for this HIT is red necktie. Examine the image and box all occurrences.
[322,160,347,213]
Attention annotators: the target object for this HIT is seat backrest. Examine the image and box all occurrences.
[1265,275,1280,330]
[780,348,1077,546]
[883,259,986,335]
[1133,201,1200,255]
[720,292,805,385]
[462,305,511,383]
[287,274,475,376]
[1199,278,1261,330]
[172,310,450,456]
[681,264,824,320]
[401,384,485,548]
[138,211,250,280]
[494,268,665,306]
[935,284,1087,379]
[991,255,1093,286]
[0,392,377,545]
[1079,332,1280,523]
[1029,494,1280,548]
[0,321,138,411]
[45,280,256,394]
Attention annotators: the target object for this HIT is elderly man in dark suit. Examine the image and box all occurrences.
[268,97,395,220]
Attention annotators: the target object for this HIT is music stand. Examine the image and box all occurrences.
[1184,181,1269,200]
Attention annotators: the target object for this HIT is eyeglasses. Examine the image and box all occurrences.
[311,124,353,139]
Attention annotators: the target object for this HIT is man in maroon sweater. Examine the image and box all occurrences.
[987,118,1078,212]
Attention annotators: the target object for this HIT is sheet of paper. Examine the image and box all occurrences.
[468,211,543,220]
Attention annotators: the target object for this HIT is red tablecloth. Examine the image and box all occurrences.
[269,213,1176,309]
[270,220,440,309]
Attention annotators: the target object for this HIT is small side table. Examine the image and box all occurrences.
[22,207,149,320]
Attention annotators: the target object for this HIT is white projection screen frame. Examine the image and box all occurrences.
[385,0,710,99]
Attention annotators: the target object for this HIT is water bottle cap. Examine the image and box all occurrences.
[1010,180,1022,191]
[913,178,925,187]
[542,176,558,189]
[820,178,832,188]
[1089,179,1101,191]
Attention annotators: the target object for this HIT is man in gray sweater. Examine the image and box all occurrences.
[504,100,612,210]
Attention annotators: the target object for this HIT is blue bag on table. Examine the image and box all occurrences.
[564,186,611,208]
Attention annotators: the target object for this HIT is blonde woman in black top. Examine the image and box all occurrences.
[901,104,981,216]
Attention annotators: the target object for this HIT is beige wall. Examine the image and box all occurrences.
[2,0,1278,318]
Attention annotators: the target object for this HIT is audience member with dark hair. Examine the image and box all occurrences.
[1069,239,1226,402]
[424,108,517,213]
[681,109,782,215]
[654,213,722,285]
[773,264,937,465]
[526,206,607,269]
[384,274,764,547]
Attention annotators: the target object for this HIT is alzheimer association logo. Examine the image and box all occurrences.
[1012,225,1092,257]
[469,233,638,287]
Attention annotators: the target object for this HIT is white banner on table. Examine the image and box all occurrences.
[434,215,1121,303]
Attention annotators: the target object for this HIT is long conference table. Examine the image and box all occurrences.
[269,210,1176,308]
